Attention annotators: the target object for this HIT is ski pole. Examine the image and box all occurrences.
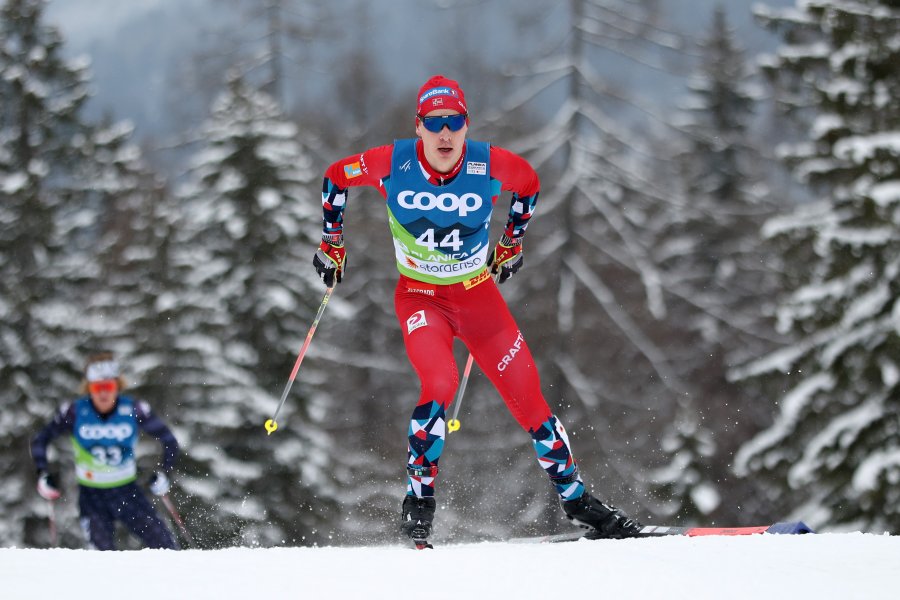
[447,271,500,434]
[47,499,57,547]
[160,494,194,547]
[447,353,474,433]
[265,285,334,434]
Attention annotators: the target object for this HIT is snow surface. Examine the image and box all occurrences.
[2,533,899,599]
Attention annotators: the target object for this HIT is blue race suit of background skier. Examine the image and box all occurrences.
[31,392,180,550]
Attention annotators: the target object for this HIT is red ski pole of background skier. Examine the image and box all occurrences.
[47,499,57,547]
[160,494,194,547]
[265,286,334,434]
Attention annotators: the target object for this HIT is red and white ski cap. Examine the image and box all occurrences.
[417,75,468,116]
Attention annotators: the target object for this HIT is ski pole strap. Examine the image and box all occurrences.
[407,465,438,478]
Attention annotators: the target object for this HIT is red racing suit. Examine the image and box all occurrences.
[321,139,583,500]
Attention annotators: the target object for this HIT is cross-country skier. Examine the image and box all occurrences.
[313,75,643,546]
[30,352,180,550]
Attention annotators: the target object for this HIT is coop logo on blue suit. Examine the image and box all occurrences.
[397,190,483,216]
[78,423,134,442]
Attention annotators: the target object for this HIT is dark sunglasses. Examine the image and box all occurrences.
[417,113,468,133]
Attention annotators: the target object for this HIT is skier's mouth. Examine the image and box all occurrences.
[438,146,453,155]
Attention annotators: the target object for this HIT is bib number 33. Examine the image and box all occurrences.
[91,446,124,466]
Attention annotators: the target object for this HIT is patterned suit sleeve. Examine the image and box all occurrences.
[321,144,393,237]
[136,401,179,473]
[30,403,75,473]
[489,146,540,240]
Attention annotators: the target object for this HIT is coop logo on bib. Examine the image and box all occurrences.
[79,423,134,442]
[397,190,483,216]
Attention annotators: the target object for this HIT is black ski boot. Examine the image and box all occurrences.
[401,495,436,549]
[561,493,644,539]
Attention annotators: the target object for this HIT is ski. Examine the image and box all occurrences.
[406,522,814,548]
[509,521,814,544]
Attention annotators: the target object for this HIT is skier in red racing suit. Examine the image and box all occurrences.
[313,75,643,545]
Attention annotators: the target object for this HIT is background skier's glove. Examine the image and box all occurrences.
[36,470,61,500]
[149,471,171,496]
[313,234,346,287]
[488,235,524,284]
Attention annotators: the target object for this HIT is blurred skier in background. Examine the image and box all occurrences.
[30,352,180,550]
[312,75,644,547]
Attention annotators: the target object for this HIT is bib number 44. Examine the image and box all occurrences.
[416,228,463,252]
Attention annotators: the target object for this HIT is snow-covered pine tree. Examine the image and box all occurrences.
[732,0,900,532]
[648,404,719,524]
[476,0,696,531]
[55,121,193,548]
[0,0,106,547]
[51,118,172,362]
[648,6,787,525]
[169,72,337,546]
[310,0,420,545]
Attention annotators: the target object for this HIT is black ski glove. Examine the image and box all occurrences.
[313,234,347,287]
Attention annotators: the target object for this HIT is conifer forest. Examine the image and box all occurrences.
[1,0,898,548]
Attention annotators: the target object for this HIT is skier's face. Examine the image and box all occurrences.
[416,109,468,173]
[88,379,118,414]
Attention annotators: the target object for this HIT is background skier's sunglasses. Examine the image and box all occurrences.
[417,113,468,133]
[88,380,118,394]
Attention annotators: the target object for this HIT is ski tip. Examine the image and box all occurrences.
[767,521,816,534]
[414,541,434,550]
